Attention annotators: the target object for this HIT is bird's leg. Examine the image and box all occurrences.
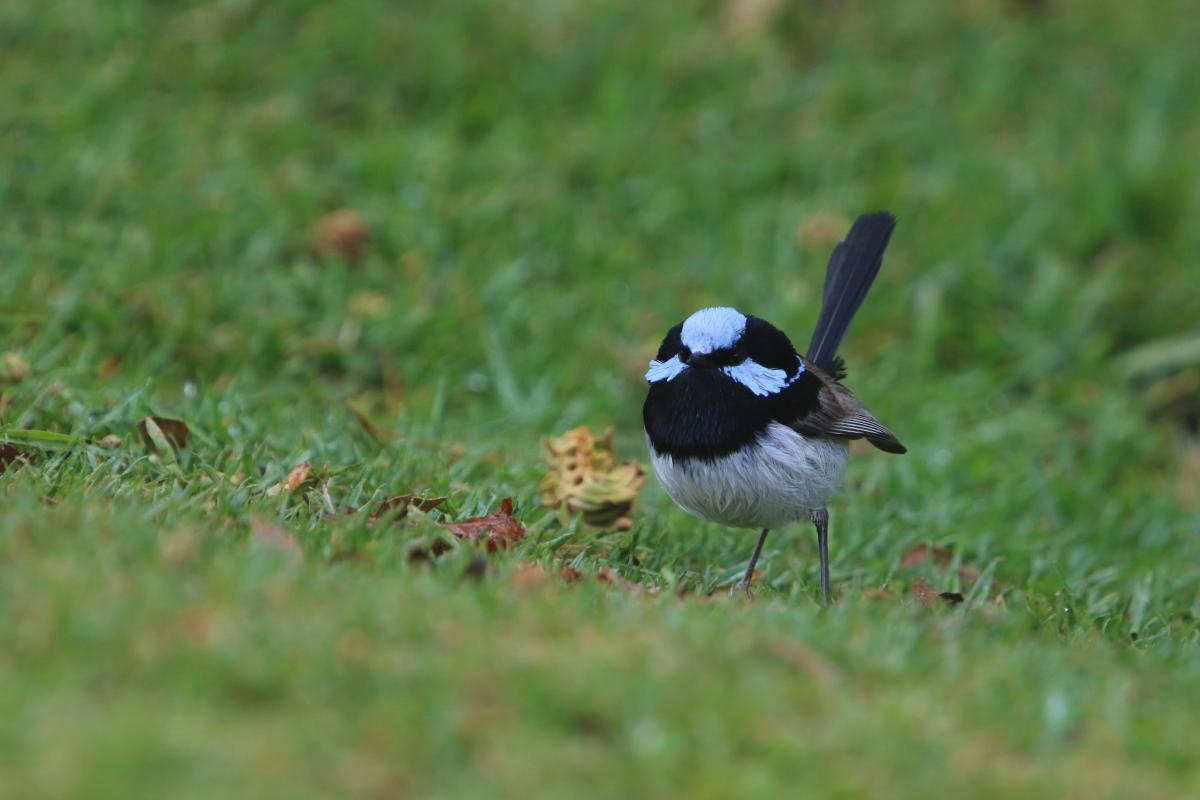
[810,507,831,604]
[738,528,770,593]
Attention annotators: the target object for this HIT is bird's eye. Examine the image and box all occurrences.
[678,347,692,364]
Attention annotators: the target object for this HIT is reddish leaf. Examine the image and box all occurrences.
[444,498,524,552]
[137,417,190,452]
[913,579,962,608]
[912,579,938,607]
[559,567,584,582]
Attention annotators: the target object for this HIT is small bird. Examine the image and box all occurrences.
[642,212,905,602]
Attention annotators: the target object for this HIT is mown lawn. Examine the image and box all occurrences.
[3,1,1200,797]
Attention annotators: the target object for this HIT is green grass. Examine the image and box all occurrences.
[3,1,1200,797]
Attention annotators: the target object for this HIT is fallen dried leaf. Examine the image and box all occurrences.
[901,542,1003,598]
[97,434,124,447]
[539,426,646,530]
[313,209,371,263]
[444,498,524,552]
[913,579,964,608]
[369,494,448,524]
[137,417,190,452]
[250,517,303,560]
[1,443,34,475]
[912,579,939,607]
[266,462,318,497]
[559,567,584,582]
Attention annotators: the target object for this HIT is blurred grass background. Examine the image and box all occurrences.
[2,1,1200,797]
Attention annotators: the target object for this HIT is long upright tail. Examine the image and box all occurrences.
[806,212,897,372]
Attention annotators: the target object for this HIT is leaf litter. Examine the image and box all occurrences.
[137,417,190,453]
[901,543,1000,605]
[538,426,645,531]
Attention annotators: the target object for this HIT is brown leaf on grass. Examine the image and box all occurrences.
[913,579,964,608]
[1,442,35,475]
[559,567,584,582]
[901,542,1003,597]
[313,209,371,263]
[266,462,316,497]
[539,426,646,531]
[444,498,524,552]
[912,579,939,607]
[137,417,190,452]
[369,494,448,524]
[250,517,303,560]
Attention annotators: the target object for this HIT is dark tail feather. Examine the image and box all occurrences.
[806,212,897,372]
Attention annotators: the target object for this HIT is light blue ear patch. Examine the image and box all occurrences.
[646,356,687,383]
[722,356,806,397]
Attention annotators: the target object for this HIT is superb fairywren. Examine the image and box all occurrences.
[642,212,905,602]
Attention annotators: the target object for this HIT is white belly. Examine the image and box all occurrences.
[647,422,849,529]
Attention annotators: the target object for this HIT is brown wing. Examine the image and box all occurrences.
[790,360,907,454]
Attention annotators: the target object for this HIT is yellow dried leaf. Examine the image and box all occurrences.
[538,426,646,530]
[266,462,318,497]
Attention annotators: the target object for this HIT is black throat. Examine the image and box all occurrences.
[642,367,822,460]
